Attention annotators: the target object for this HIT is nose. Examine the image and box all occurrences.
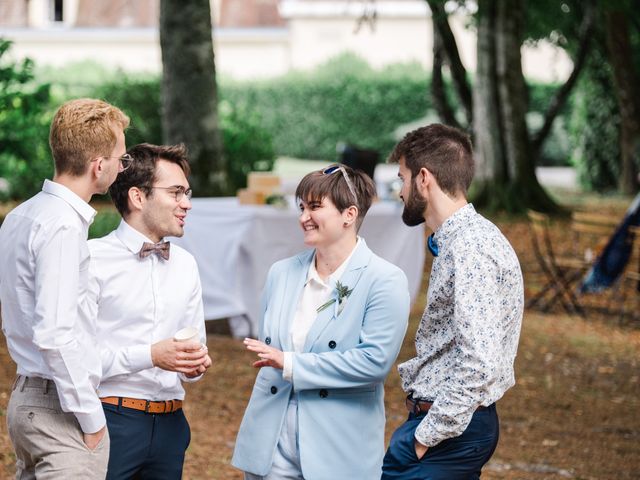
[179,195,192,210]
[299,207,310,223]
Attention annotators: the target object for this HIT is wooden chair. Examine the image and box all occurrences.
[619,225,640,322]
[569,212,618,266]
[526,210,586,315]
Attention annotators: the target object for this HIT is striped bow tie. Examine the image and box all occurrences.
[139,241,170,260]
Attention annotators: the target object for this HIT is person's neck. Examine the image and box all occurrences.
[424,192,468,234]
[52,173,94,203]
[315,235,357,281]
[123,216,162,243]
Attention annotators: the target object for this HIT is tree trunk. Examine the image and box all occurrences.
[431,26,462,129]
[472,0,505,185]
[425,0,473,126]
[604,9,640,195]
[160,0,226,196]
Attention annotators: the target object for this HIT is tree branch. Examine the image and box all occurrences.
[531,0,595,155]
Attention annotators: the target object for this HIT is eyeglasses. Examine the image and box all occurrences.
[322,165,358,205]
[150,185,193,202]
[92,153,133,171]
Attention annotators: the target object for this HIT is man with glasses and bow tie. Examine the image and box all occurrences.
[0,98,129,478]
[83,142,212,479]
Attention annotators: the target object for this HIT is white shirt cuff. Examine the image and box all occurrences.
[126,344,154,372]
[283,352,293,383]
[75,406,107,434]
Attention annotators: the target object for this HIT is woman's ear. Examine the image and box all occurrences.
[342,205,359,228]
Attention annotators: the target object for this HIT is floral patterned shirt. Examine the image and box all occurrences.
[398,204,524,447]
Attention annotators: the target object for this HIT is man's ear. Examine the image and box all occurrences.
[415,167,432,195]
[128,187,145,212]
[89,157,104,180]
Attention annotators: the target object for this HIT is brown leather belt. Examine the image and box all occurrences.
[405,395,488,415]
[101,396,183,414]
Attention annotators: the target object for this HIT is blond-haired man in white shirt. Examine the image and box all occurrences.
[84,142,211,479]
[0,98,130,478]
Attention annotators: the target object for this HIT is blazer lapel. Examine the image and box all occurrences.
[302,240,373,351]
[277,250,313,351]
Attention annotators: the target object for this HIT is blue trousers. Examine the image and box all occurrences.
[382,404,499,480]
[103,402,191,480]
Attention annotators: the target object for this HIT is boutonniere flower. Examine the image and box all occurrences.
[317,281,353,315]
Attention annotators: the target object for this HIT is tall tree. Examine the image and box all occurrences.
[160,0,226,195]
[426,0,594,212]
[603,5,640,195]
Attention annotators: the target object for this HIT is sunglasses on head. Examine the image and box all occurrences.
[322,165,358,205]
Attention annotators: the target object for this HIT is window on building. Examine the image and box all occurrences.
[51,0,63,22]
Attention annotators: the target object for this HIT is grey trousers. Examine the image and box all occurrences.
[7,375,109,479]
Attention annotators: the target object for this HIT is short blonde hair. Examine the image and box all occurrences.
[49,98,130,176]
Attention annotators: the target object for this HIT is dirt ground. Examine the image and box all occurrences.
[0,195,638,479]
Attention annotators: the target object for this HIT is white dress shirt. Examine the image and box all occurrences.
[84,220,205,401]
[282,238,360,383]
[0,179,105,433]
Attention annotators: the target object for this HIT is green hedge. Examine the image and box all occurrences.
[221,56,431,161]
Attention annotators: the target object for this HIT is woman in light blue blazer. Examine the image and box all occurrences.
[232,164,410,479]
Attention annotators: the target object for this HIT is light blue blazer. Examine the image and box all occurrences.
[232,239,410,479]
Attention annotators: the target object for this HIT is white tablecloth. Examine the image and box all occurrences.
[172,198,425,336]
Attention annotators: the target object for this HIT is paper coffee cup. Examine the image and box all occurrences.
[174,326,200,344]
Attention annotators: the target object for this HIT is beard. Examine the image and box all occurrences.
[401,183,427,227]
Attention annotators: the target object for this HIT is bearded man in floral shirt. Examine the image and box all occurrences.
[382,124,524,480]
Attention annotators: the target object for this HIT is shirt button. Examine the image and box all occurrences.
[328,340,336,349]
[270,386,278,395]
[319,389,328,398]
[265,337,271,345]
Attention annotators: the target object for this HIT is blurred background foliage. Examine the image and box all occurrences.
[0,36,631,202]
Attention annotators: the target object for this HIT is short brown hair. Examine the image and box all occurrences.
[388,124,474,197]
[295,164,376,231]
[109,143,190,217]
[49,98,130,176]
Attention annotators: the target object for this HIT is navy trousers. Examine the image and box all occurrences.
[382,404,499,480]
[103,402,191,480]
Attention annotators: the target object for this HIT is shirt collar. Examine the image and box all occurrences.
[306,236,361,288]
[115,219,164,255]
[42,179,96,224]
[433,203,476,253]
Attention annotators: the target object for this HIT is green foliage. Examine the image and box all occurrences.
[219,101,275,191]
[0,39,53,200]
[568,44,621,192]
[220,53,431,161]
[93,76,163,147]
[92,75,274,194]
[88,209,121,239]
